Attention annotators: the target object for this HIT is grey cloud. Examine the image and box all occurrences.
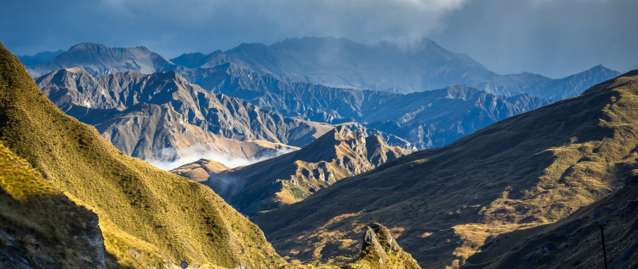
[0,0,635,77]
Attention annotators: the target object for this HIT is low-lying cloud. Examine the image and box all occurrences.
[147,144,295,171]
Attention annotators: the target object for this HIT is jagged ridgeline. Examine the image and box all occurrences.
[0,44,420,268]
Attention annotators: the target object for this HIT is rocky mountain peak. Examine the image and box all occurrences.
[193,123,411,215]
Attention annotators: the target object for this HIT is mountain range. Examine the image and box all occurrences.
[169,37,619,99]
[0,43,420,269]
[23,39,619,153]
[35,67,331,168]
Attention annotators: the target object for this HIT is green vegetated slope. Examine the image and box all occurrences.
[255,70,638,268]
[0,43,420,269]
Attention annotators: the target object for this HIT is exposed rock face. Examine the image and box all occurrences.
[25,43,173,77]
[254,71,638,268]
[36,68,330,164]
[185,123,410,215]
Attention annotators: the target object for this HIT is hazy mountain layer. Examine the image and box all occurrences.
[36,68,331,165]
[24,43,172,77]
[172,37,618,99]
[477,65,620,100]
[176,123,411,215]
[173,37,494,92]
[254,71,638,268]
[0,43,420,269]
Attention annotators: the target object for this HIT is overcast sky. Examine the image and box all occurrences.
[1,0,636,77]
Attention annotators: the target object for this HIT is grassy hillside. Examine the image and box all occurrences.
[0,43,285,268]
[255,70,638,268]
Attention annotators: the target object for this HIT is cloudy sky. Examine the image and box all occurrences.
[1,0,636,77]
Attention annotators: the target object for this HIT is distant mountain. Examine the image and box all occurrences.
[176,123,411,215]
[172,37,619,99]
[182,63,549,148]
[477,64,620,100]
[18,49,63,65]
[254,71,638,268]
[1,43,419,269]
[25,43,173,77]
[36,68,331,167]
[173,37,496,92]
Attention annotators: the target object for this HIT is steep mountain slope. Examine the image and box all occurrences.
[465,172,638,269]
[25,43,172,77]
[183,124,410,215]
[254,71,638,268]
[1,43,422,269]
[173,37,495,92]
[183,63,548,148]
[0,43,286,268]
[36,68,330,165]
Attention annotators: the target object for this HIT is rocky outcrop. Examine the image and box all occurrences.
[348,223,421,269]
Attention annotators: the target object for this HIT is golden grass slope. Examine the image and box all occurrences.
[0,43,285,268]
[465,167,638,268]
